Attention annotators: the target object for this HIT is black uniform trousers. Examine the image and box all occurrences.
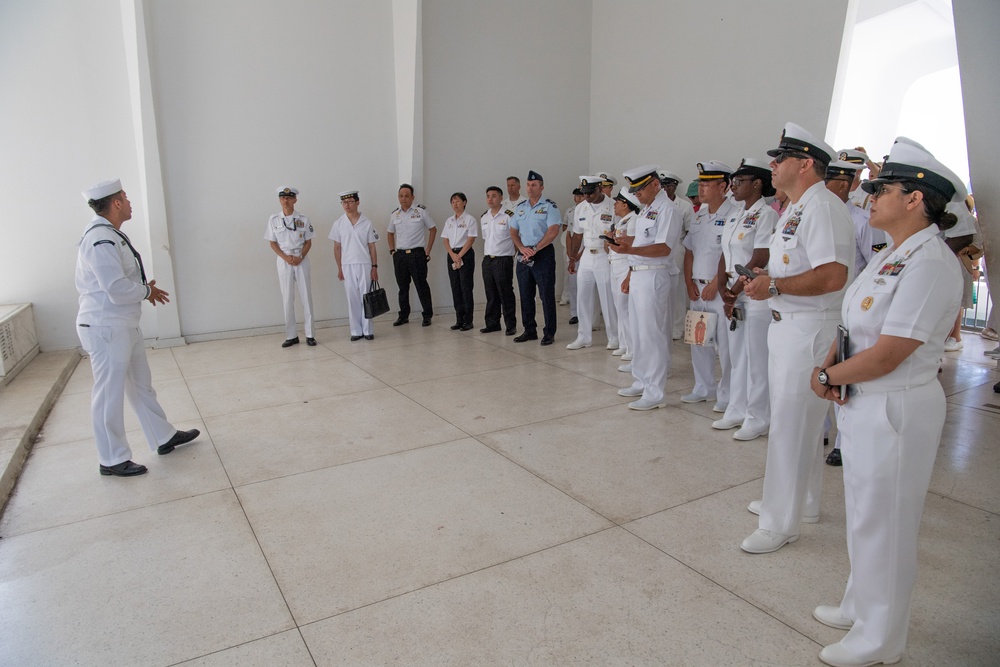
[482,254,517,330]
[447,248,476,327]
[392,247,433,320]
[515,244,556,338]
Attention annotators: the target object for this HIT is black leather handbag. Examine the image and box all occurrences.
[363,279,391,319]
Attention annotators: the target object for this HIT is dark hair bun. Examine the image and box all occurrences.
[936,211,958,231]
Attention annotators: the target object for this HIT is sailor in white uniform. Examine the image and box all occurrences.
[615,165,683,410]
[713,158,778,441]
[809,141,964,667]
[265,186,316,347]
[741,123,855,554]
[75,179,199,477]
[681,161,737,411]
[330,190,379,340]
[567,175,618,351]
[609,187,641,364]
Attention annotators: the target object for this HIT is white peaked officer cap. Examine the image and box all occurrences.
[861,141,967,203]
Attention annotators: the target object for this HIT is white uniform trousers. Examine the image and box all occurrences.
[342,263,373,336]
[628,268,674,404]
[759,312,839,535]
[688,287,730,403]
[277,255,314,339]
[835,381,945,660]
[78,325,176,467]
[721,295,770,432]
[565,271,578,316]
[671,254,689,338]
[575,251,617,346]
[610,259,631,356]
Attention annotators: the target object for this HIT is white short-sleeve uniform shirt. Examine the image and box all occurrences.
[265,213,314,255]
[329,214,378,264]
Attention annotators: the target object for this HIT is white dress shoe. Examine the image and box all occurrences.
[813,605,854,630]
[611,347,625,356]
[747,499,819,524]
[819,642,900,667]
[680,392,712,403]
[733,426,767,441]
[712,417,742,430]
[943,336,963,351]
[628,398,666,410]
[618,363,632,372]
[712,401,727,413]
[740,528,798,554]
[566,339,591,350]
[606,340,619,350]
[618,386,643,397]
[621,352,633,361]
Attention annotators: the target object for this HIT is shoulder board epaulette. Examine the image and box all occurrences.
[546,199,558,206]
[93,239,115,247]
[504,209,514,217]
[481,210,488,217]
[417,204,426,209]
[392,207,401,214]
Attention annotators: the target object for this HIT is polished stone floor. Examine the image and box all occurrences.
[1,311,998,666]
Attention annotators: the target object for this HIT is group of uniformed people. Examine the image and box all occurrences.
[77,118,971,667]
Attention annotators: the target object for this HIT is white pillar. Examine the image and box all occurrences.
[120,0,185,347]
[392,0,423,190]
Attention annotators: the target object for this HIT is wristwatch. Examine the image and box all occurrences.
[768,277,780,296]
[817,368,831,387]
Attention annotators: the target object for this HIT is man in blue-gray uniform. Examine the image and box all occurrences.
[509,170,561,345]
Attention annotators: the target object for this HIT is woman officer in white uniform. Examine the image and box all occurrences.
[608,187,641,365]
[808,141,964,667]
[714,158,778,441]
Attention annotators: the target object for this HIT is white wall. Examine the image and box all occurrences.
[0,0,144,351]
[420,0,592,306]
[590,1,849,187]
[145,0,400,338]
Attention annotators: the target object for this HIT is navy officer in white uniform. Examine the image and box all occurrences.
[682,161,737,411]
[615,165,683,410]
[265,186,316,347]
[566,175,618,351]
[76,179,199,476]
[808,141,964,667]
[742,123,855,553]
[330,190,378,341]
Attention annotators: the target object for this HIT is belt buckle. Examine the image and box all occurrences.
[589,248,598,254]
[404,249,412,254]
[771,310,782,322]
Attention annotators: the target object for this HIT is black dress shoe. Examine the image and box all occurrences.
[158,428,200,455]
[281,337,300,348]
[505,327,517,336]
[459,323,474,331]
[100,460,148,476]
[306,337,317,346]
[568,317,579,325]
[422,318,432,326]
[480,326,501,333]
[450,323,463,330]
[364,334,374,340]
[513,332,538,343]
[393,318,408,326]
[826,448,842,466]
[540,336,554,346]
[351,335,363,341]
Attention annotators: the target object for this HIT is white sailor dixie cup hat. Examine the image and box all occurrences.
[767,122,835,165]
[623,165,660,193]
[861,141,967,203]
[82,179,123,201]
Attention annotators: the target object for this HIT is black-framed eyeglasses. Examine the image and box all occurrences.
[774,151,809,163]
[731,177,757,187]
[871,183,908,199]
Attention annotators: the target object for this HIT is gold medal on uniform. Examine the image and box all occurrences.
[782,253,789,264]
[737,233,744,240]
[861,296,873,311]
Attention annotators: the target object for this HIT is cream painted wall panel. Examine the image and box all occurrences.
[590,0,848,187]
[145,0,400,337]
[421,0,592,306]
[0,0,146,351]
